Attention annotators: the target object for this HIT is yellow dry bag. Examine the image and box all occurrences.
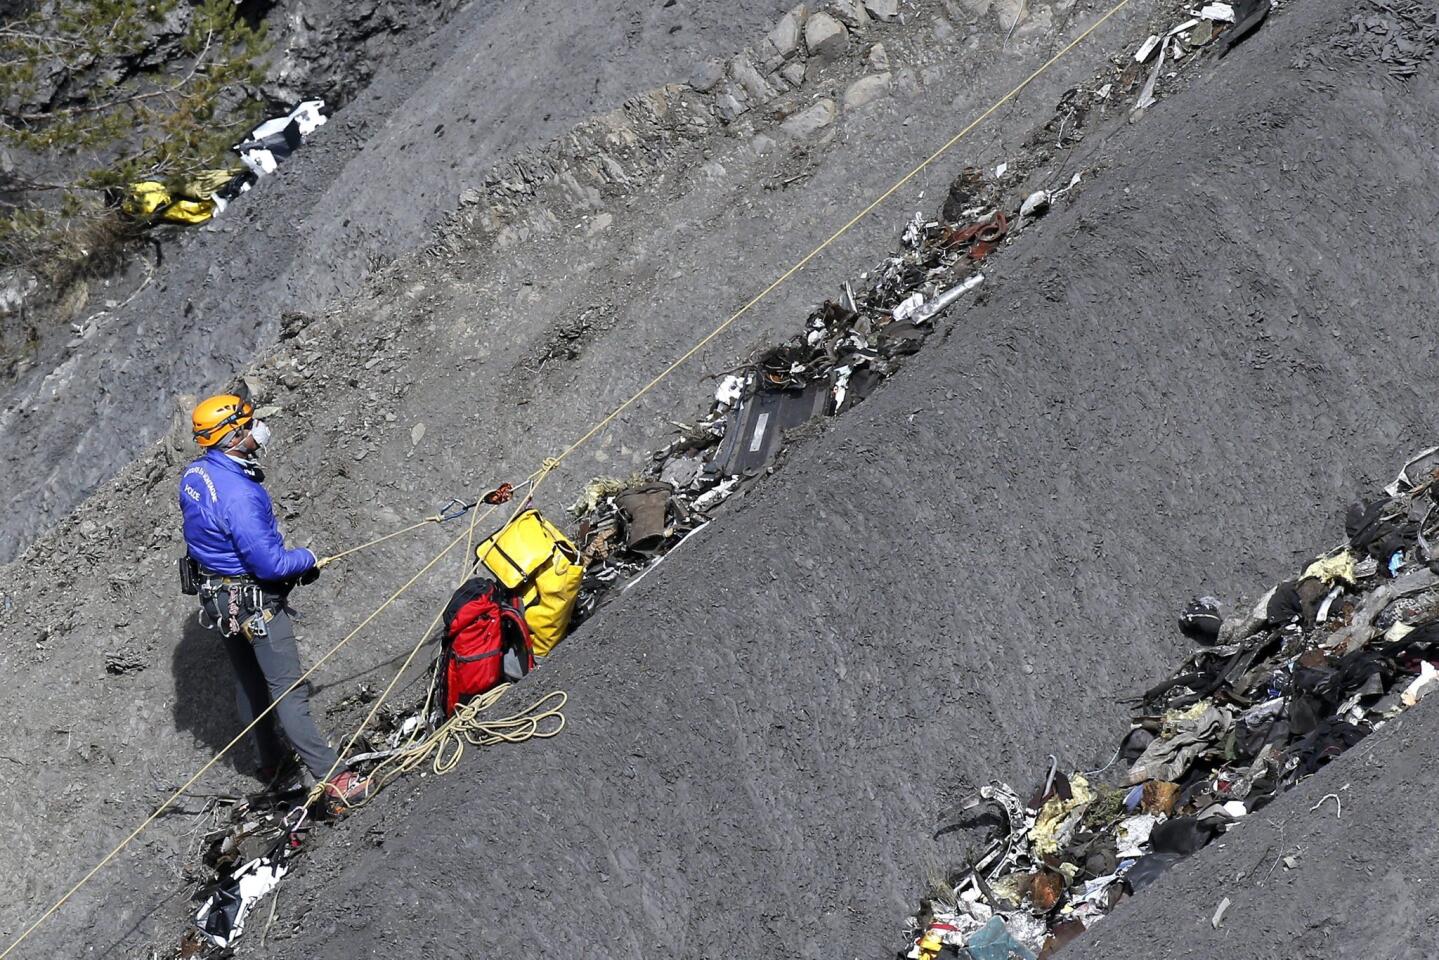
[476,509,583,656]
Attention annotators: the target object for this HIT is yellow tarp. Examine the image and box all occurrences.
[122,169,244,225]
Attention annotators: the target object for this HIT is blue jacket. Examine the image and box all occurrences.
[179,450,316,581]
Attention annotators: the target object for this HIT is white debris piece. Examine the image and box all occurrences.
[1115,813,1161,857]
[1134,43,1167,111]
[1135,33,1161,61]
[892,292,925,322]
[240,149,277,177]
[1020,190,1051,218]
[1211,896,1231,929]
[910,274,984,324]
[1199,2,1236,22]
[901,211,926,247]
[714,374,744,407]
[195,856,289,948]
[1402,660,1439,707]
[248,99,327,141]
[692,477,740,512]
[832,365,853,409]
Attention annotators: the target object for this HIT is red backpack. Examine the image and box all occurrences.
[438,577,535,717]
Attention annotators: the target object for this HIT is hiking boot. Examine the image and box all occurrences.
[323,770,371,815]
[255,755,303,793]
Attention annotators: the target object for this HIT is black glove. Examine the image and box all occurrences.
[299,565,321,586]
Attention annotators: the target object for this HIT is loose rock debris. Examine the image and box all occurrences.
[898,448,1439,959]
[1324,0,1438,79]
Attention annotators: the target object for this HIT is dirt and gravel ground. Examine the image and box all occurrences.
[1,0,1437,956]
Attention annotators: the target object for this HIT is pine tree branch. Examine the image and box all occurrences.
[7,29,214,122]
[0,28,86,47]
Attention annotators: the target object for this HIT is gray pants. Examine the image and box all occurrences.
[220,606,343,780]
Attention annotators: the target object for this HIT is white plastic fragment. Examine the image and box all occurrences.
[1220,800,1246,818]
[1317,585,1343,623]
[714,374,744,406]
[892,291,925,322]
[1386,443,1439,496]
[1167,17,1201,35]
[1020,190,1051,218]
[1211,896,1231,929]
[1401,660,1438,707]
[901,211,926,247]
[1199,2,1236,22]
[1133,42,1167,111]
[995,162,1009,178]
[240,148,278,177]
[1385,621,1415,641]
[195,856,288,948]
[1115,813,1160,857]
[832,365,853,409]
[692,477,740,511]
[249,99,327,140]
[1134,34,1161,61]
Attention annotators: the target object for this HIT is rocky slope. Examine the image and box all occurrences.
[2,0,1436,956]
[0,0,796,562]
[264,2,1439,955]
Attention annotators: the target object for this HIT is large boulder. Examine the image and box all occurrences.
[766,5,808,59]
[843,72,891,109]
[780,97,838,137]
[804,12,849,61]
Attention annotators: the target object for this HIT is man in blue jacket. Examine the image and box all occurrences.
[180,393,368,812]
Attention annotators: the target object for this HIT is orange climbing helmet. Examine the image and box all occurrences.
[192,394,254,448]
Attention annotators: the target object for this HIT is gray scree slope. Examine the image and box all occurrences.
[0,0,1433,956]
[269,3,1439,958]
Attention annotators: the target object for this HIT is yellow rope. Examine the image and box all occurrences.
[0,5,1135,950]
[351,688,567,807]
[315,516,438,568]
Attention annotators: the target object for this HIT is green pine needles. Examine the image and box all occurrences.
[0,0,270,275]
